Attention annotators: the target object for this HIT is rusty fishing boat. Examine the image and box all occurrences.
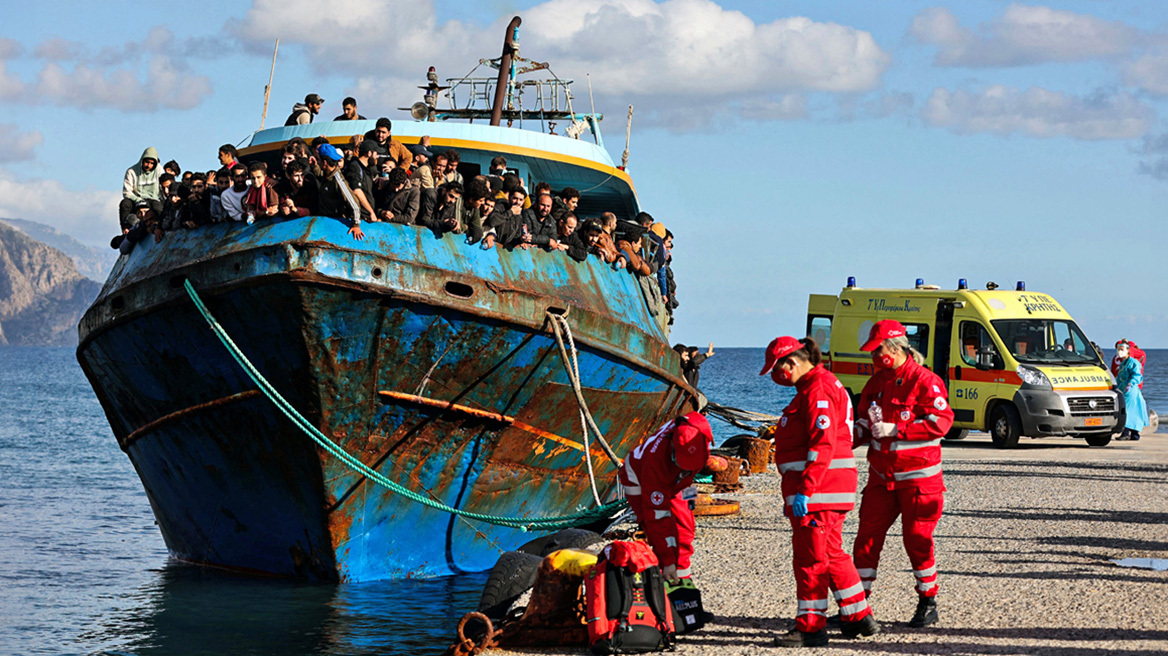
[76,19,696,581]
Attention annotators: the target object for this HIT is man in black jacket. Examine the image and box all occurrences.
[375,168,419,225]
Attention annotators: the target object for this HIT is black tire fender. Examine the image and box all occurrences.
[539,528,603,556]
[477,551,543,619]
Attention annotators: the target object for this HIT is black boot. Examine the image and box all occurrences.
[841,613,881,638]
[908,596,938,627]
[773,629,829,648]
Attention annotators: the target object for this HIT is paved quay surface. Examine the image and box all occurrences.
[490,433,1168,655]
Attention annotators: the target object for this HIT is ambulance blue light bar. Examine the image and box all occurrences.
[847,276,856,288]
[915,278,925,289]
[958,278,968,290]
[1016,281,1026,291]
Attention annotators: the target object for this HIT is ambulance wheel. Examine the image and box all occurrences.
[477,551,543,619]
[1084,433,1111,447]
[943,428,969,441]
[540,528,604,556]
[989,405,1022,449]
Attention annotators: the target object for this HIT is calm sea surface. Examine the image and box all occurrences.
[1,346,1163,655]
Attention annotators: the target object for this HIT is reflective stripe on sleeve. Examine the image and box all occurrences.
[888,439,942,452]
[817,401,829,408]
[785,493,854,505]
[833,582,865,600]
[653,509,672,520]
[925,414,940,423]
[623,464,640,486]
[623,485,642,495]
[676,567,691,577]
[778,457,857,473]
[893,464,943,481]
[665,537,677,547]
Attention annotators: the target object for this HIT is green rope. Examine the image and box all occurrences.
[183,279,626,532]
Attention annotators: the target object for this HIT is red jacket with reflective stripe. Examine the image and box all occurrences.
[773,365,858,517]
[855,357,954,491]
[618,416,705,567]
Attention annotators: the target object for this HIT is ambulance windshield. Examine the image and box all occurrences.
[990,319,1102,366]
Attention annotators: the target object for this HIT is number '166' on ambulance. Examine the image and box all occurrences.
[806,278,1123,448]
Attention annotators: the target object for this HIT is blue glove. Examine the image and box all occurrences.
[791,493,809,518]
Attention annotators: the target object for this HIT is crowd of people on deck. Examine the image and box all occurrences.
[114,94,679,321]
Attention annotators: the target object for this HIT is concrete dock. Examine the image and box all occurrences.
[492,433,1168,655]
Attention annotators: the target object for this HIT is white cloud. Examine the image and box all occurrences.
[1123,51,1168,97]
[0,125,43,162]
[910,5,1142,67]
[0,38,21,60]
[922,85,1153,140]
[237,0,890,129]
[0,28,215,111]
[0,169,120,246]
[32,56,212,112]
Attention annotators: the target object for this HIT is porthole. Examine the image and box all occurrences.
[444,281,474,298]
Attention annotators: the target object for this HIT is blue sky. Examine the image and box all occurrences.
[1,1,1165,347]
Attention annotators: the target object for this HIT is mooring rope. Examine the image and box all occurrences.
[184,279,625,531]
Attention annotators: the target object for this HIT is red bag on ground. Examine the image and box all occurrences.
[585,541,675,654]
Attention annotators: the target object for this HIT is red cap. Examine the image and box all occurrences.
[673,412,712,471]
[759,336,803,375]
[860,320,906,352]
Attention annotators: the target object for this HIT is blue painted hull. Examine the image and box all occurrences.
[78,218,693,580]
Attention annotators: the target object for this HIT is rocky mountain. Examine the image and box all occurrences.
[0,218,114,282]
[0,221,102,346]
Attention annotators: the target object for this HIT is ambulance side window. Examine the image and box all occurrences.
[959,322,997,367]
[903,323,929,358]
[808,316,832,353]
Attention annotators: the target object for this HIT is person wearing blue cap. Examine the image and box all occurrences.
[315,143,364,241]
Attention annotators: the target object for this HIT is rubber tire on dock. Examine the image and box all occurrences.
[477,551,543,619]
[539,528,603,556]
[989,405,1022,449]
[1084,432,1111,447]
[717,434,755,452]
[943,428,969,441]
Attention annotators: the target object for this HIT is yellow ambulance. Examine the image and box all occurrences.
[806,278,1123,448]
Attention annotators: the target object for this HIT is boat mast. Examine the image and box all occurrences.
[260,39,279,130]
[490,17,522,127]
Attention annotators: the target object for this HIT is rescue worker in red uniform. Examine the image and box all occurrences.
[618,411,712,584]
[852,320,954,628]
[760,336,880,648]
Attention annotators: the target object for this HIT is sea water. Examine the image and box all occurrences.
[0,346,1162,655]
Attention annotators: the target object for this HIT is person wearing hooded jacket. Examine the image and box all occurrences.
[852,320,954,629]
[618,411,712,585]
[120,147,161,231]
[1114,340,1148,440]
[761,336,878,648]
[1111,339,1147,391]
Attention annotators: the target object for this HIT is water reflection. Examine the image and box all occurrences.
[82,562,487,656]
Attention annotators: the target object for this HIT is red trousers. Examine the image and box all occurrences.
[627,491,696,576]
[790,510,872,633]
[852,484,943,598]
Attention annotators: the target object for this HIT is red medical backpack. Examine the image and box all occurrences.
[585,541,675,654]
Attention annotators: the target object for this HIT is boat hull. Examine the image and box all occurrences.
[78,219,692,580]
